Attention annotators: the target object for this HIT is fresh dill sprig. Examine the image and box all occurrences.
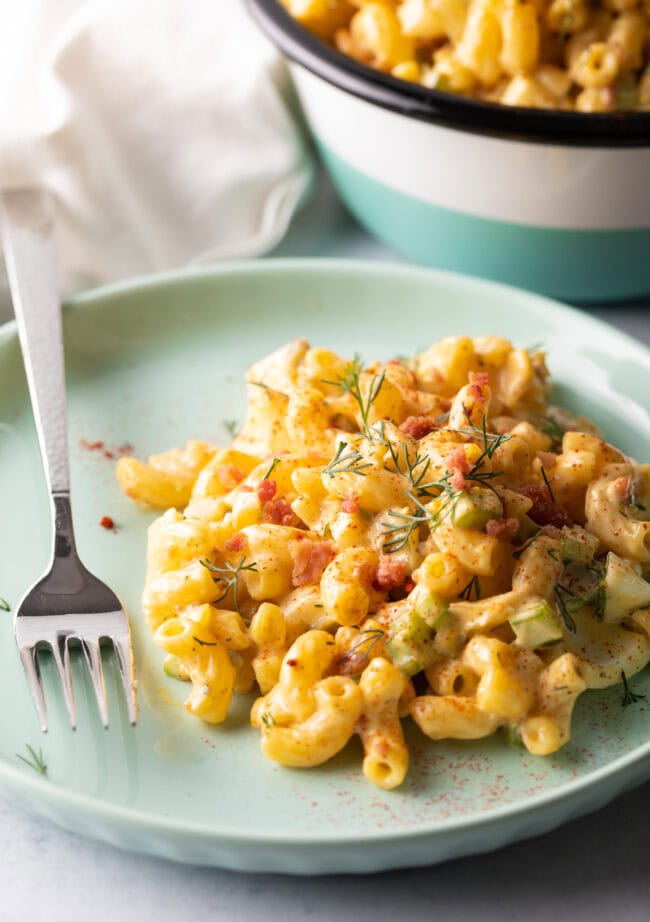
[0,596,10,612]
[554,584,578,633]
[535,415,565,446]
[262,457,280,480]
[193,636,218,647]
[338,629,385,669]
[260,711,276,728]
[200,557,258,614]
[381,492,439,553]
[458,575,482,601]
[621,671,645,707]
[16,744,47,776]
[541,467,556,503]
[323,441,372,478]
[322,356,385,439]
[381,431,508,553]
[554,567,606,622]
[374,425,433,494]
[452,414,512,460]
[223,419,239,438]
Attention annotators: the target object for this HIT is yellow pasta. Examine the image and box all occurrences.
[119,335,649,789]
[284,0,650,110]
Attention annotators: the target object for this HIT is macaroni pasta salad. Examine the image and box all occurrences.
[117,336,650,790]
[280,0,650,111]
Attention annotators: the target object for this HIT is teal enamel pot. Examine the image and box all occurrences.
[247,0,650,303]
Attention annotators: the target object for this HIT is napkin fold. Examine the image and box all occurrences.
[0,0,314,301]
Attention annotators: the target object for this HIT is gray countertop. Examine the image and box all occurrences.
[1,172,649,921]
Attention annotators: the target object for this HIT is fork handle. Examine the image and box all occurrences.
[0,189,70,496]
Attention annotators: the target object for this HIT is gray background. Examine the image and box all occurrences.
[2,171,649,921]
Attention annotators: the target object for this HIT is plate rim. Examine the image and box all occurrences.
[1,257,649,852]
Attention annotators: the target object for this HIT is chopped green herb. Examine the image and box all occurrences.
[554,584,577,633]
[513,531,542,559]
[382,429,510,554]
[374,424,432,494]
[322,356,385,439]
[200,557,258,614]
[541,467,556,503]
[338,629,385,668]
[193,636,218,647]
[621,670,645,707]
[250,380,270,392]
[262,457,280,480]
[0,596,10,612]
[223,419,239,438]
[453,414,513,460]
[536,415,565,447]
[324,441,372,478]
[260,711,276,728]
[458,575,482,601]
[16,744,47,776]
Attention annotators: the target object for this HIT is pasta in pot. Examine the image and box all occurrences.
[117,335,650,789]
[279,0,650,111]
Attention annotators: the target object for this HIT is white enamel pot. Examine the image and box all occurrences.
[247,0,650,302]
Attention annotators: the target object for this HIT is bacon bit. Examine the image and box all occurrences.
[341,493,360,514]
[286,659,298,667]
[80,439,104,451]
[486,517,520,540]
[399,415,436,440]
[467,370,490,402]
[340,651,370,677]
[218,465,246,489]
[257,479,277,503]
[536,451,558,470]
[225,533,246,553]
[118,443,134,455]
[102,450,115,459]
[540,524,562,539]
[289,539,336,587]
[612,476,631,501]
[404,578,415,593]
[519,483,573,528]
[447,446,471,491]
[262,497,300,527]
[374,555,408,591]
[99,515,115,531]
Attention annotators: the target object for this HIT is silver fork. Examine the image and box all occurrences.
[0,189,137,732]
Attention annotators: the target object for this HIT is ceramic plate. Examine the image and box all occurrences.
[0,260,649,874]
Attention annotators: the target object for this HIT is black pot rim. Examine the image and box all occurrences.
[245,0,650,147]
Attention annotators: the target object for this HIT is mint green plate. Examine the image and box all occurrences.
[0,260,649,874]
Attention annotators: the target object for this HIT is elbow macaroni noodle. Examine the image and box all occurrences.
[117,335,650,789]
[280,0,650,111]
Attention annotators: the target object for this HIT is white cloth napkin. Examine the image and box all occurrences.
[0,0,314,302]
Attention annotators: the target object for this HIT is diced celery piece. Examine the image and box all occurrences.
[516,515,539,542]
[386,595,449,676]
[509,597,564,648]
[163,654,190,681]
[603,552,650,623]
[410,584,451,629]
[560,525,599,563]
[452,488,503,530]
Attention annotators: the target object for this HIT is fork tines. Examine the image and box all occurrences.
[16,617,137,732]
